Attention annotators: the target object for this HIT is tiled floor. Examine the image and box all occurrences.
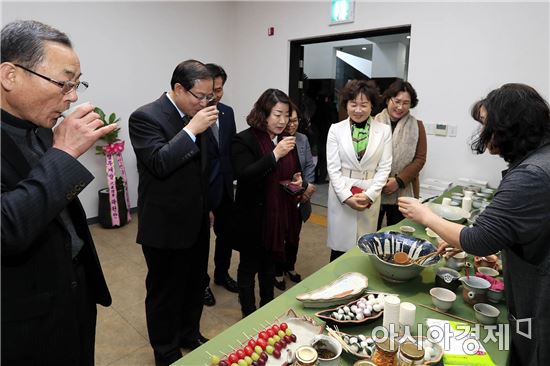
[91,204,329,365]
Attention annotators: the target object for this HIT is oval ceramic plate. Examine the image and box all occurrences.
[265,309,324,366]
[296,272,368,308]
[315,293,384,326]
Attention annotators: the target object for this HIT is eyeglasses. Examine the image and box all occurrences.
[391,97,411,108]
[187,89,215,104]
[14,64,88,95]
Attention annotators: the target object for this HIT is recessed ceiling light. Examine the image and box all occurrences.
[406,35,411,39]
[362,47,366,50]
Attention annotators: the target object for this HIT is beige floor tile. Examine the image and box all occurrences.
[107,344,155,366]
[95,307,149,366]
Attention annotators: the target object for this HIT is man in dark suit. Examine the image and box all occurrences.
[129,59,218,366]
[1,20,116,365]
[203,63,238,307]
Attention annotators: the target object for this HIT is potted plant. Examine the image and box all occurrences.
[95,107,132,228]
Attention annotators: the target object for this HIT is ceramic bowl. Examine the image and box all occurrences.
[474,255,499,270]
[424,202,471,223]
[475,192,491,199]
[460,276,491,305]
[473,303,500,325]
[430,287,457,311]
[357,232,441,283]
[435,267,461,291]
[477,266,499,277]
[311,334,342,366]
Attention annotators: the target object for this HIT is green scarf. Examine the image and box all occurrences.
[351,116,371,160]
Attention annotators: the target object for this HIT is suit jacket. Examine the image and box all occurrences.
[129,93,209,249]
[295,132,315,222]
[206,102,236,209]
[1,119,111,365]
[326,118,392,251]
[231,128,303,249]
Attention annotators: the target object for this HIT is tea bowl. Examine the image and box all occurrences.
[430,287,457,311]
[477,266,499,277]
[473,303,500,325]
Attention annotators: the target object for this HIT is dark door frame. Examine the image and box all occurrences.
[288,24,411,106]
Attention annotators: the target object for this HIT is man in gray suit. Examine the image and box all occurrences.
[1,20,116,365]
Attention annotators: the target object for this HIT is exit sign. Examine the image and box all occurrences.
[330,0,355,25]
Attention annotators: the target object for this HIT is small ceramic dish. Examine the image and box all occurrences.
[400,225,416,235]
[430,287,457,311]
[473,303,500,325]
[425,227,440,239]
[315,293,386,326]
[296,272,368,308]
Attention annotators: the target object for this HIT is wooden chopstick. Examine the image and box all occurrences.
[326,326,353,353]
[418,304,476,324]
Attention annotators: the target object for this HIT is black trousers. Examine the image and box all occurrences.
[275,220,303,275]
[213,193,235,281]
[238,245,275,316]
[141,220,209,366]
[377,204,405,230]
[72,259,97,366]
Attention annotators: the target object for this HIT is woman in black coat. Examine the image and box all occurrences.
[231,89,303,317]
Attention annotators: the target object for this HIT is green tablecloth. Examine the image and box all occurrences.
[178,195,507,365]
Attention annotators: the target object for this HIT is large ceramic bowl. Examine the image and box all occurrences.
[357,232,441,283]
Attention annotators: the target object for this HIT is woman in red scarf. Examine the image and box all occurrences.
[231,89,303,317]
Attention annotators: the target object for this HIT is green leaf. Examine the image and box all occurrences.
[108,113,117,124]
[94,107,106,121]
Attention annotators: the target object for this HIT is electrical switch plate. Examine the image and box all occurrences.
[448,125,457,137]
[435,123,447,136]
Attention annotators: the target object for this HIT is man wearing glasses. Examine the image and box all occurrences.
[1,20,117,365]
[129,59,218,366]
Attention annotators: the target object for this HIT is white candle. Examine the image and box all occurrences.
[462,196,472,212]
[399,302,416,335]
[383,295,401,336]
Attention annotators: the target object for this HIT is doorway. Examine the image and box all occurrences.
[288,25,411,207]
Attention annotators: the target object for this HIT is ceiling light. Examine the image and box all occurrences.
[406,35,411,39]
[362,47,366,50]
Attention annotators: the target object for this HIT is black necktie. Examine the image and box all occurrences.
[182,115,191,127]
[210,122,219,145]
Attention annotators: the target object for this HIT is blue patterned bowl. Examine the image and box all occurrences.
[357,231,441,282]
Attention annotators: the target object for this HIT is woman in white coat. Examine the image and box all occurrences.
[326,80,392,261]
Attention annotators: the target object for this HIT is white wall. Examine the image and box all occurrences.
[3,1,549,218]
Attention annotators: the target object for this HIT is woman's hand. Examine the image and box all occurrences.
[273,136,296,161]
[291,172,302,187]
[397,197,434,226]
[345,192,372,211]
[382,177,399,195]
[301,183,316,203]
